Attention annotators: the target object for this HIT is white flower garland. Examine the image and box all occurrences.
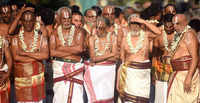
[94,32,111,56]
[146,20,159,24]
[0,36,3,49]
[19,21,40,52]
[126,30,145,54]
[57,25,75,46]
[170,25,191,51]
[114,24,119,35]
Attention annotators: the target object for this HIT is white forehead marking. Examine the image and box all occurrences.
[169,7,174,12]
[2,7,8,13]
[174,16,178,24]
[91,10,97,16]
[63,11,69,18]
[108,8,112,14]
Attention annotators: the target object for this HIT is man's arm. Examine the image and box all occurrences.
[183,30,199,93]
[4,39,12,75]
[8,6,34,34]
[120,36,126,63]
[133,17,161,35]
[49,31,72,57]
[88,36,115,63]
[11,37,33,62]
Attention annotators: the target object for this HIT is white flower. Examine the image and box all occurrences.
[126,30,145,54]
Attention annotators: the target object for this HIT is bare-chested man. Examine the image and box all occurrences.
[117,13,161,103]
[167,14,200,103]
[50,7,85,103]
[84,17,118,103]
[10,10,49,103]
[0,32,12,103]
[153,14,175,103]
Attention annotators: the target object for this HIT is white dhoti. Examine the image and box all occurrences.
[52,60,84,103]
[84,61,116,103]
[117,60,151,103]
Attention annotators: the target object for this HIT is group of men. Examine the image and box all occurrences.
[0,2,199,103]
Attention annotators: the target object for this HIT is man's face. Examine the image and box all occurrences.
[164,22,174,34]
[102,7,115,23]
[129,14,140,29]
[60,10,72,29]
[96,20,106,34]
[21,13,35,32]
[172,16,184,33]
[165,6,176,15]
[0,6,11,24]
[85,10,97,25]
[72,14,82,28]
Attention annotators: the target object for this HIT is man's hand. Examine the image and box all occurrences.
[184,75,192,93]
[132,17,146,24]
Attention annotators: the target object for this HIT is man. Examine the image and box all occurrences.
[11,2,19,21]
[84,9,97,35]
[0,3,12,24]
[117,13,161,103]
[50,7,85,103]
[0,32,12,103]
[10,10,49,103]
[152,14,175,103]
[84,16,118,103]
[167,14,200,103]
[72,11,83,29]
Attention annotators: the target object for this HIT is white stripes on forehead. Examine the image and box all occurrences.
[2,7,8,13]
[128,13,140,22]
[57,7,71,16]
[173,16,178,24]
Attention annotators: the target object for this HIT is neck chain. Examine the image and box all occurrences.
[19,21,40,52]
[57,25,75,46]
[126,30,145,54]
[94,32,111,56]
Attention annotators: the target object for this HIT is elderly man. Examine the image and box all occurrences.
[50,7,85,103]
[84,17,118,103]
[117,13,161,103]
[167,14,200,103]
[10,9,49,103]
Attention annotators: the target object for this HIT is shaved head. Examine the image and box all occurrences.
[172,14,188,33]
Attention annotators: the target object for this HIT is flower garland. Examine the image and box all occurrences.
[19,21,40,52]
[170,25,191,52]
[126,30,145,54]
[57,25,75,46]
[94,32,111,56]
[162,25,191,52]
[146,20,159,24]
[0,36,4,49]
[114,23,119,35]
